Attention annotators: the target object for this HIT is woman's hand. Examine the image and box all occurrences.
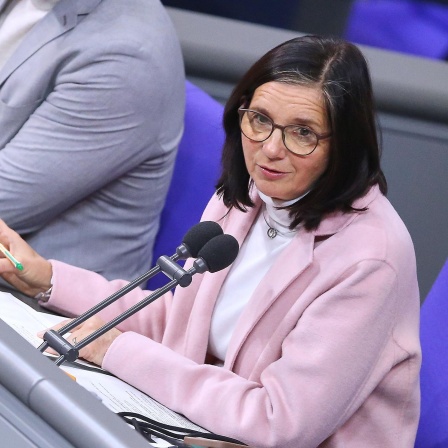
[38,316,122,367]
[0,219,53,297]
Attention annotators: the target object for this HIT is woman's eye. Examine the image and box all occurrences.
[297,127,311,137]
[254,113,270,124]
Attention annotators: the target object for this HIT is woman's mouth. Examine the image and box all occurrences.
[258,164,287,179]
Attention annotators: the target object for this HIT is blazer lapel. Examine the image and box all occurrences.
[224,186,382,370]
[182,186,382,365]
[0,0,101,85]
[225,227,315,370]
[182,202,262,362]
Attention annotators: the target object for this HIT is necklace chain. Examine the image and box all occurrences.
[262,211,295,239]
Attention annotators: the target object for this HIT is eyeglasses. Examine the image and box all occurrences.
[238,108,332,156]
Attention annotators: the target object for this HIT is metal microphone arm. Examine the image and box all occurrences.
[38,221,223,353]
[47,259,206,366]
[43,234,239,367]
[38,257,167,354]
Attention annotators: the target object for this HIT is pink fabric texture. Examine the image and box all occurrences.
[45,185,421,448]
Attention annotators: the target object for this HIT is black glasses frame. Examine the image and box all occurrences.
[238,108,332,156]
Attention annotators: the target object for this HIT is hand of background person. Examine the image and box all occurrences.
[37,315,122,366]
[0,219,52,297]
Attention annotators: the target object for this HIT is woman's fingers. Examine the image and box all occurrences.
[37,316,121,366]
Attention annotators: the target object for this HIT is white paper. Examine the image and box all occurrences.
[61,365,204,431]
[0,291,206,446]
[0,292,65,345]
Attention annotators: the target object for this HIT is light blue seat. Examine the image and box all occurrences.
[415,258,448,447]
[147,81,225,290]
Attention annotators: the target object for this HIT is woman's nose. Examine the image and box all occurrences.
[261,128,287,158]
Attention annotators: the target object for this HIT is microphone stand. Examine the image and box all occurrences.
[37,243,199,354]
[44,258,208,366]
[38,221,223,353]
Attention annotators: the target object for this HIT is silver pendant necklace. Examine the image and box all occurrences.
[262,212,281,239]
[262,210,298,239]
[267,225,278,239]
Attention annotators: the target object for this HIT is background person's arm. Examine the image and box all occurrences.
[0,41,181,234]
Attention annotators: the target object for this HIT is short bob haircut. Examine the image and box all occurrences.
[216,35,387,231]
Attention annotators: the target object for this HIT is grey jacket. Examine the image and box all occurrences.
[0,0,185,280]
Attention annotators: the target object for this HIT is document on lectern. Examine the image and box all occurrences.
[0,292,206,437]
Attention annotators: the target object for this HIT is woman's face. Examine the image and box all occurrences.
[241,81,331,201]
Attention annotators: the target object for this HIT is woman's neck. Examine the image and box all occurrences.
[258,190,308,229]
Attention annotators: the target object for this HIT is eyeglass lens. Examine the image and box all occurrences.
[239,109,319,155]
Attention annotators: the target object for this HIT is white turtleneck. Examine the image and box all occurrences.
[0,0,60,71]
[208,190,307,364]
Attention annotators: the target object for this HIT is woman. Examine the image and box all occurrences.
[0,36,420,447]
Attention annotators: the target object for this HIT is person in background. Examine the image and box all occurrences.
[0,0,185,281]
[0,35,421,448]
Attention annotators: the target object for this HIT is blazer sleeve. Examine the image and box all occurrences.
[43,260,174,344]
[102,259,411,447]
[0,39,175,234]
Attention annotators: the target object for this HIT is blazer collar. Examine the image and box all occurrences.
[314,185,380,236]
[223,192,315,369]
[182,201,261,362]
[0,0,102,85]
[183,185,380,364]
[182,190,313,363]
[224,185,381,369]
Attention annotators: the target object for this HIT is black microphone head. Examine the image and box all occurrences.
[181,221,223,258]
[197,234,239,273]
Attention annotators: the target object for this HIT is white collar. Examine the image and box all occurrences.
[258,190,308,230]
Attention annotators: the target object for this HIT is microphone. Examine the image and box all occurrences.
[45,233,239,365]
[175,221,224,259]
[156,230,241,287]
[38,221,223,353]
[195,233,240,273]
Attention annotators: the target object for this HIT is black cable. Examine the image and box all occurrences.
[117,411,247,446]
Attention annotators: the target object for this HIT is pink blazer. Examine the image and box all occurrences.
[46,185,421,448]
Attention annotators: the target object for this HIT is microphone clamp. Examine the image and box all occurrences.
[192,258,208,274]
[44,330,79,362]
[174,243,191,260]
[157,256,192,287]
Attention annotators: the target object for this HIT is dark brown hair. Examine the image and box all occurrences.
[216,35,387,230]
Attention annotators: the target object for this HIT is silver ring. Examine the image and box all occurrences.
[72,336,77,345]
